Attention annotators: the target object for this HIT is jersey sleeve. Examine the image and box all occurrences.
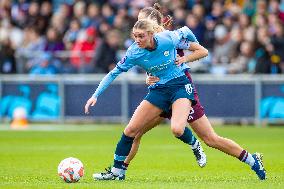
[92,53,135,98]
[176,37,198,50]
[116,54,135,72]
[169,26,198,49]
[92,66,122,98]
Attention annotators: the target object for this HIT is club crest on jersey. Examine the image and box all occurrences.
[164,51,170,56]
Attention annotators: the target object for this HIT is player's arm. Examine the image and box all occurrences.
[85,55,134,114]
[175,42,208,66]
[170,26,208,66]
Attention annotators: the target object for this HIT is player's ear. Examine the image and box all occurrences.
[148,31,154,37]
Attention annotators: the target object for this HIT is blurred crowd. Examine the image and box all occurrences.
[0,0,284,75]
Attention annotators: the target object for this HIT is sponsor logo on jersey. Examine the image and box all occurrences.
[148,60,172,72]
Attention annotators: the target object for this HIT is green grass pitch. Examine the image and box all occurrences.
[0,124,283,189]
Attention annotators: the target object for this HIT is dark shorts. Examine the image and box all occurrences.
[160,69,205,123]
[144,76,197,113]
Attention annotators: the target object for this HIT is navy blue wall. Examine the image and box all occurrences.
[1,81,284,120]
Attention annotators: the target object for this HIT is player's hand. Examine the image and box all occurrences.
[175,55,187,66]
[84,97,97,114]
[146,75,160,85]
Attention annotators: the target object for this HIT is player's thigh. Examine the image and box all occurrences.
[125,100,163,136]
[189,115,217,140]
[171,98,192,127]
[137,116,164,138]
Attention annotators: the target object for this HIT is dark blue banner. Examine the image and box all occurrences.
[0,82,60,120]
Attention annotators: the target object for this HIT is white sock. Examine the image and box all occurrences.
[111,167,125,176]
[244,153,255,167]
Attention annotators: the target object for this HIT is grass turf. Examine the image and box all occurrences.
[0,124,283,189]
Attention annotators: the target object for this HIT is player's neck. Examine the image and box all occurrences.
[145,37,157,51]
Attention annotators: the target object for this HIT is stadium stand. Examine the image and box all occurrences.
[0,0,284,74]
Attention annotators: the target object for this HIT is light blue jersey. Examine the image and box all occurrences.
[92,26,197,98]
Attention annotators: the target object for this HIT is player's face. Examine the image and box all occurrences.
[133,29,153,48]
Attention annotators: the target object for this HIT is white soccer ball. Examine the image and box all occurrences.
[57,157,84,183]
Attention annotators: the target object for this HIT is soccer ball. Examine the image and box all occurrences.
[58,157,84,183]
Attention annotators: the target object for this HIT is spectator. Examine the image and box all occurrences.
[25,1,40,26]
[63,18,81,50]
[86,3,103,30]
[211,1,224,23]
[40,1,53,34]
[0,39,16,74]
[16,26,45,73]
[94,29,121,73]
[0,19,23,49]
[73,1,89,29]
[211,25,237,74]
[173,7,186,28]
[0,0,283,75]
[270,23,284,73]
[186,13,205,44]
[113,14,131,48]
[203,15,216,51]
[222,11,234,31]
[11,0,29,28]
[101,3,115,25]
[238,13,256,42]
[192,3,205,21]
[70,27,98,73]
[44,27,65,52]
[254,27,272,74]
[228,41,255,74]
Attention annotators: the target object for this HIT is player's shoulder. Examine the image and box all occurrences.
[126,42,146,59]
[174,26,195,38]
[155,30,172,38]
[175,26,191,33]
[155,30,175,44]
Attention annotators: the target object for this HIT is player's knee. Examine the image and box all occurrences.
[124,126,138,137]
[203,134,219,148]
[170,125,184,137]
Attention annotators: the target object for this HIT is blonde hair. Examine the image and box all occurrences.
[139,3,163,25]
[133,19,164,33]
[138,3,166,33]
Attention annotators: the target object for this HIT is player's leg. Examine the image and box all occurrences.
[190,115,266,180]
[170,98,197,148]
[186,104,207,167]
[170,82,207,167]
[124,116,164,166]
[93,100,163,180]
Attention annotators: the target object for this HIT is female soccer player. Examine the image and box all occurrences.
[123,4,266,181]
[85,19,208,180]
[124,5,207,169]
